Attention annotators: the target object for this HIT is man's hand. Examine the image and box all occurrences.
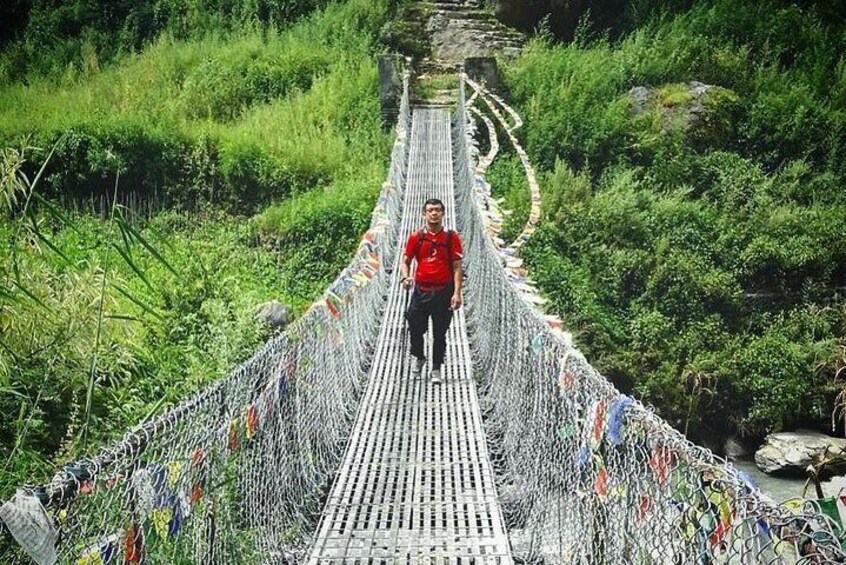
[402,277,413,290]
[450,293,462,310]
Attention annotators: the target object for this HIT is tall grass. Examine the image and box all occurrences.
[0,0,390,209]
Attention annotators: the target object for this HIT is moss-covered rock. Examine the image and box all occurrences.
[628,81,741,148]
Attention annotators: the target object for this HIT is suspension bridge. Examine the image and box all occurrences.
[2,72,845,565]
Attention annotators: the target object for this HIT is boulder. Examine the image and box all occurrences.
[627,81,740,145]
[754,430,846,475]
[256,300,292,330]
[723,436,748,461]
[822,475,846,498]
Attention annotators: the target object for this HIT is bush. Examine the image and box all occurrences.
[486,153,530,243]
[255,178,377,300]
[510,1,846,441]
[0,210,297,498]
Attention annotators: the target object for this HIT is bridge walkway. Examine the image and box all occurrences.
[307,108,512,564]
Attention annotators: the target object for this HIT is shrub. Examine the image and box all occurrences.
[510,4,846,438]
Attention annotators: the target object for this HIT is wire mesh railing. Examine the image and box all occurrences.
[0,76,412,565]
[453,72,846,565]
[4,67,846,565]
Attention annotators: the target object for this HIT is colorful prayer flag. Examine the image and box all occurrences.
[245,405,258,440]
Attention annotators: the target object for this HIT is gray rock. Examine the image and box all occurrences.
[723,436,748,461]
[627,81,738,142]
[256,300,292,330]
[821,475,846,498]
[754,430,846,475]
[628,86,650,114]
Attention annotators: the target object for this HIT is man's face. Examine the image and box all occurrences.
[424,204,444,224]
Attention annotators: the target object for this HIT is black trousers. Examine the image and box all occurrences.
[405,284,454,369]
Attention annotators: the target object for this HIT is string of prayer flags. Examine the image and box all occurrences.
[190,448,206,505]
[151,508,172,540]
[637,495,653,521]
[649,445,676,487]
[324,295,341,319]
[594,466,609,498]
[607,397,635,445]
[530,333,543,355]
[76,534,117,565]
[123,524,144,564]
[583,400,607,450]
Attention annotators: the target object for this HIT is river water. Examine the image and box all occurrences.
[731,459,812,502]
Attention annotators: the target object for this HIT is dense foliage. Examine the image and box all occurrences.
[0,0,391,499]
[503,0,846,444]
[0,0,388,213]
[485,152,530,244]
[0,0,336,80]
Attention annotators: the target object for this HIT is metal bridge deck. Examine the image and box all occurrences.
[307,109,512,564]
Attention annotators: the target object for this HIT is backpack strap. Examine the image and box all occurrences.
[412,228,426,259]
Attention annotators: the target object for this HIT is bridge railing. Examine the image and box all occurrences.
[453,73,846,565]
[0,75,412,565]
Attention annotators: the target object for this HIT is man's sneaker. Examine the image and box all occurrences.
[430,368,442,384]
[411,357,425,377]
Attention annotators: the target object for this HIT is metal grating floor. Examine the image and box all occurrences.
[307,109,512,564]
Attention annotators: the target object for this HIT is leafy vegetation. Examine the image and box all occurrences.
[0,0,388,212]
[0,0,391,499]
[504,0,846,444]
[486,152,530,244]
[0,0,336,81]
[378,0,432,61]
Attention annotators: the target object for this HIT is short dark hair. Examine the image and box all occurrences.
[423,198,445,212]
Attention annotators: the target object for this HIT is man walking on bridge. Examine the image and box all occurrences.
[400,198,464,384]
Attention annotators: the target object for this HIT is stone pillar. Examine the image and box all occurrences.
[464,57,502,93]
[378,54,405,130]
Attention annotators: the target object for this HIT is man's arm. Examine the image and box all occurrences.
[401,254,414,289]
[450,260,463,309]
[401,233,417,289]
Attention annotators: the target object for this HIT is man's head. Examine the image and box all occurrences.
[423,198,445,227]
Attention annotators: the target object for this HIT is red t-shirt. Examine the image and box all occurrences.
[404,228,464,285]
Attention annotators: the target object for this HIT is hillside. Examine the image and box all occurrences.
[0,0,392,499]
[494,0,846,446]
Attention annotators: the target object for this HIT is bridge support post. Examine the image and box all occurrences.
[464,57,502,92]
[378,54,406,130]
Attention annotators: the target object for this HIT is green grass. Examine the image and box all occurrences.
[0,0,390,210]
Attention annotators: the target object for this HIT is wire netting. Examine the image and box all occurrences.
[3,69,846,565]
[0,76,411,565]
[453,73,846,565]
